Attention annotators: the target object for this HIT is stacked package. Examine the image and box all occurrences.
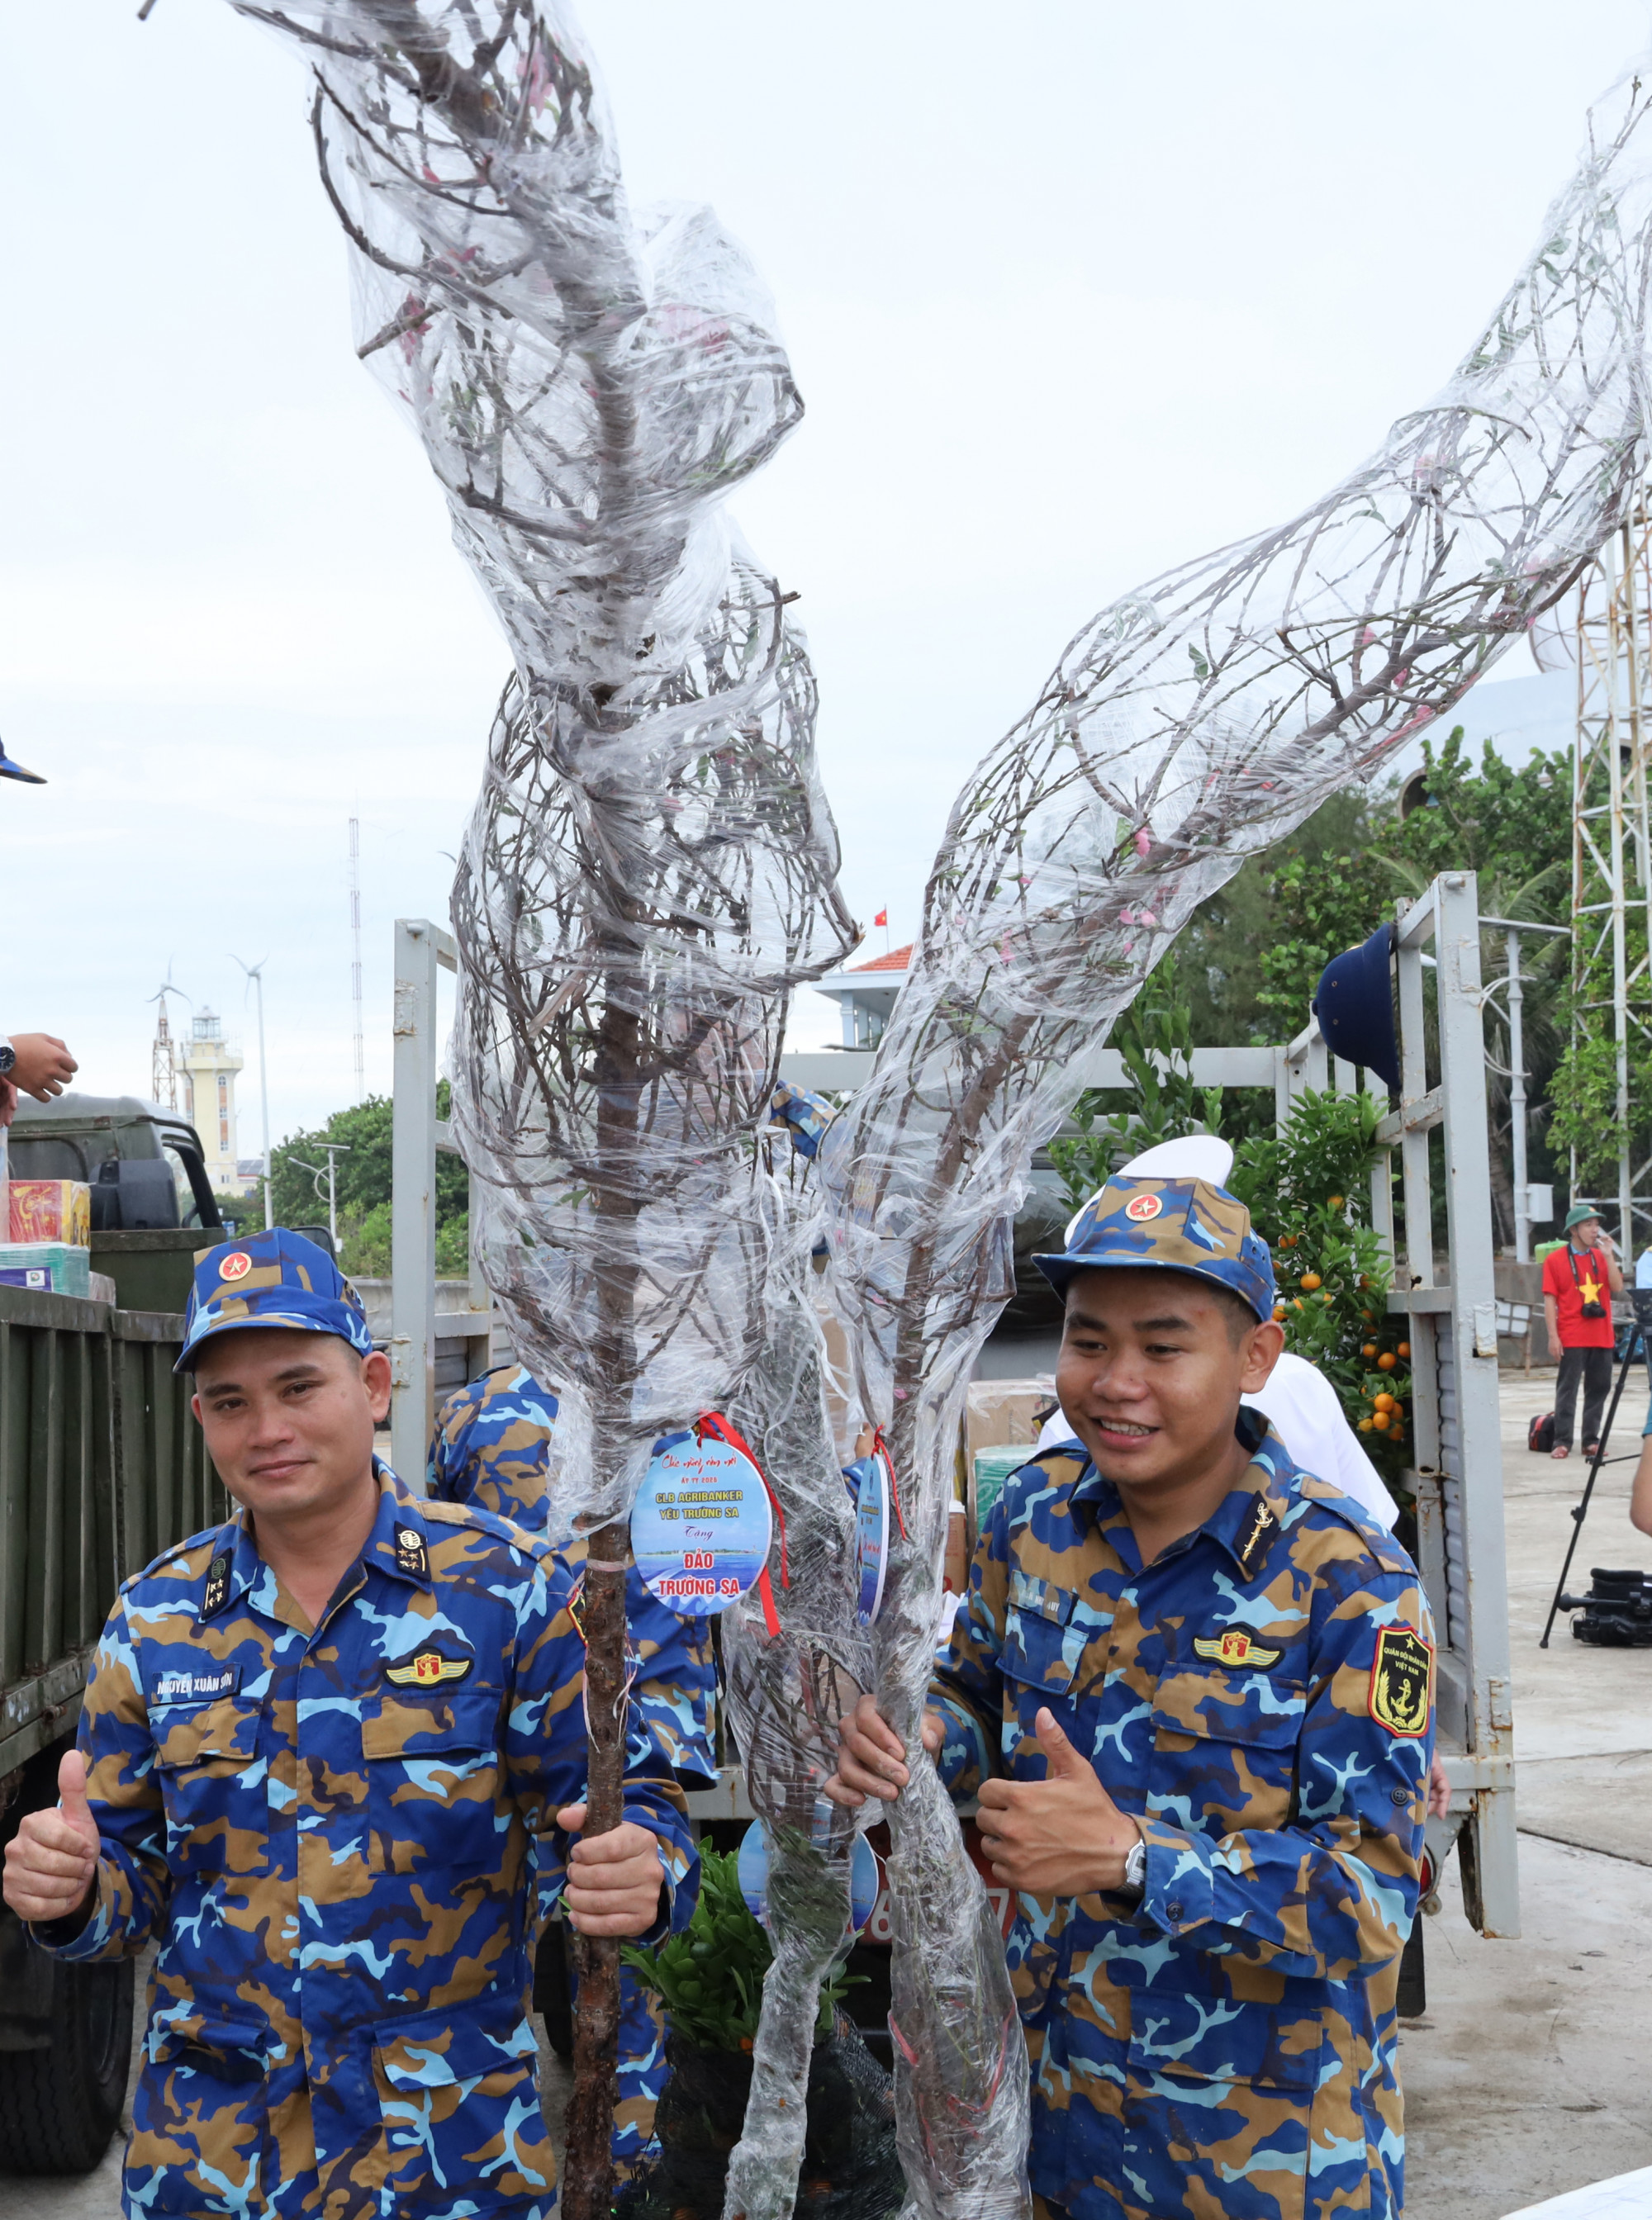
[9,1179,91,1245]
[0,1179,93,1294]
[0,1243,93,1297]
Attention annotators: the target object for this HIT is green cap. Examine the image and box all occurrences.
[1564,1202,1604,1231]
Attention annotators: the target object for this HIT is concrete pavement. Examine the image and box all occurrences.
[8,1370,1652,2218]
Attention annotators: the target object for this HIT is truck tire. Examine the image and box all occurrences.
[0,1954,135,2173]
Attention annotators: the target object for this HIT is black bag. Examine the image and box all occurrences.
[1529,1411,1555,1454]
[615,2012,904,2220]
[1560,1568,1652,1646]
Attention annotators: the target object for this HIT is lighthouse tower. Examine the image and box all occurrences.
[178,1011,245,1196]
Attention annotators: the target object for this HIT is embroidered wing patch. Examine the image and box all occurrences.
[1370,1625,1433,1738]
[385,1648,472,1688]
[1194,1630,1281,1668]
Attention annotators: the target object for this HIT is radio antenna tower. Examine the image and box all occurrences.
[147,970,189,1110]
[349,814,366,1101]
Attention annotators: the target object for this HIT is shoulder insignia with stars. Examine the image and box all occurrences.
[393,1525,430,1579]
[1235,1497,1281,1577]
[199,1551,233,1622]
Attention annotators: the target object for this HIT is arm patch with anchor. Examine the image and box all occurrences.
[1369,1625,1433,1738]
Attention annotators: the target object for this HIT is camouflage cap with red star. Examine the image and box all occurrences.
[175,1227,373,1373]
[1033,1173,1277,1322]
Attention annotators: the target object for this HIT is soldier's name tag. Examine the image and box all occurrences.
[385,1648,472,1688]
[152,1664,240,1708]
[1193,1631,1280,1668]
[1369,1625,1433,1738]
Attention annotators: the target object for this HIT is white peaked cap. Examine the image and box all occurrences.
[1062,1134,1237,1246]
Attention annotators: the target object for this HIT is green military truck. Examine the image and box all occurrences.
[0,1098,228,2174]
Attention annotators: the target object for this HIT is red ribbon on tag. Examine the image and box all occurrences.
[871,1427,908,1542]
[695,1411,789,1618]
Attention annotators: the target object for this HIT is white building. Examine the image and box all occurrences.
[811,943,913,1049]
[177,1011,248,1196]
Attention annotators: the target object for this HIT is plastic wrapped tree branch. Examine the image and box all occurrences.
[807,63,1652,2220]
[220,7,855,2214]
[717,1212,875,2220]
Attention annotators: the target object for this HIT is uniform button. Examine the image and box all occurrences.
[1165,1901,1184,1922]
[1391,1786,1412,1805]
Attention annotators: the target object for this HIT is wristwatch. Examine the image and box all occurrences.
[0,1041,14,1077]
[1119,1833,1147,1900]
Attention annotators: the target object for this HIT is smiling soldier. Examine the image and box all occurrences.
[826,1173,1435,2220]
[1,1228,697,2220]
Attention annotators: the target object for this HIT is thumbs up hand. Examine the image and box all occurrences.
[975,1707,1143,1896]
[2,1750,102,1928]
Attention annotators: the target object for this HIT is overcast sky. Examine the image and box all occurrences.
[0,0,1643,1150]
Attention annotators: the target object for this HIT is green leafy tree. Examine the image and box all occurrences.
[270,1089,468,1277]
[1229,1090,1411,1498]
[1047,954,1224,1217]
[1256,834,1393,1037]
[1371,725,1572,1239]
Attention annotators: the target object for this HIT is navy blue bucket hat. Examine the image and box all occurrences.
[1313,922,1398,1089]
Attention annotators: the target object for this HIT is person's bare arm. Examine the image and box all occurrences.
[7,1034,76,1102]
[1602,1234,1626,1296]
[1631,1437,1652,1539]
[1545,1293,1561,1361]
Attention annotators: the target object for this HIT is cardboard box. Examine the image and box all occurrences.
[964,1378,1055,1466]
[9,1179,91,1246]
[0,1242,92,1297]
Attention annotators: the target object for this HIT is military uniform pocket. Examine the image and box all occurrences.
[1001,1571,1081,1700]
[363,1686,505,1878]
[128,2016,272,2214]
[1123,1993,1319,2220]
[1148,1667,1305,1835]
[151,1698,268,1878]
[374,2006,554,2209]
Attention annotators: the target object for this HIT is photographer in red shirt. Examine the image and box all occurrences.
[1542,1204,1624,1460]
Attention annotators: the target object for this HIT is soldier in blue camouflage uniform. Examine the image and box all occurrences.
[430,1364,718,2176]
[2,1230,697,2220]
[828,1174,1434,2220]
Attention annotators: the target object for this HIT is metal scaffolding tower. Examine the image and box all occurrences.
[148,979,185,1112]
[1571,509,1652,1250]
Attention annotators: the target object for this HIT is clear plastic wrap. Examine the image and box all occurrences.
[800,62,1652,2220]
[216,13,1652,2218]
[220,8,854,2216]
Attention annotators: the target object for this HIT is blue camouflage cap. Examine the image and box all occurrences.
[1033,1174,1277,1322]
[175,1226,374,1373]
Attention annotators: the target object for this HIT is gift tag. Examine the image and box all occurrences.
[738,1819,880,1935]
[631,1425,773,1616]
[854,1445,890,1627]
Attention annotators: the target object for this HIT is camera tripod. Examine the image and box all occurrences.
[1540,1286,1652,1648]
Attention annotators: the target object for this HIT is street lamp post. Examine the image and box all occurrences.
[232,956,273,1232]
[291,1142,352,1251]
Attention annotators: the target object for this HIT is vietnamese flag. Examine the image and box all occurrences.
[873,908,888,927]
